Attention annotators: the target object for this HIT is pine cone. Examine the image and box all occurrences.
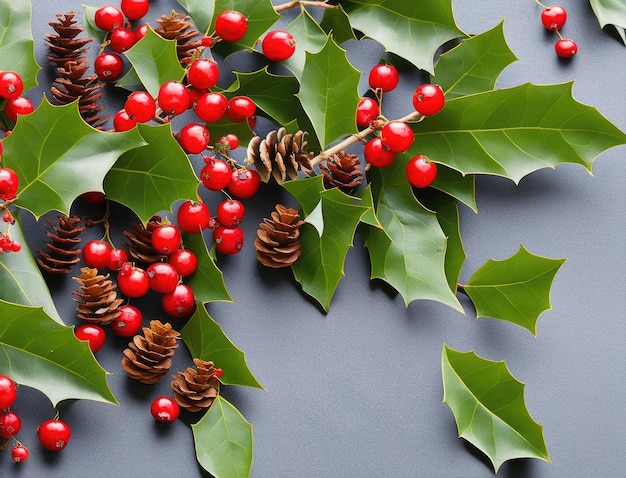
[171,358,220,412]
[122,215,166,264]
[36,215,85,274]
[319,151,364,194]
[122,320,180,384]
[247,128,314,184]
[255,204,305,268]
[72,267,124,325]
[154,12,202,62]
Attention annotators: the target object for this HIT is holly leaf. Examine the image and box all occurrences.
[412,82,626,183]
[82,5,107,45]
[358,159,463,312]
[0,300,118,407]
[104,123,200,225]
[180,304,262,389]
[441,345,551,472]
[2,98,145,220]
[589,0,626,44]
[320,4,357,45]
[433,21,517,100]
[192,395,253,478]
[341,0,463,74]
[175,0,215,34]
[0,0,40,91]
[430,165,477,213]
[298,35,361,148]
[0,213,62,323]
[461,245,566,335]
[283,9,329,80]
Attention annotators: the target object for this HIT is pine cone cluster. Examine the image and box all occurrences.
[36,215,85,274]
[122,215,166,264]
[45,12,107,128]
[171,359,220,412]
[72,267,124,325]
[255,204,305,268]
[247,128,314,184]
[154,12,202,62]
[319,151,364,194]
[122,320,180,384]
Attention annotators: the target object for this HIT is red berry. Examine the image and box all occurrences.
[121,0,150,21]
[213,226,244,255]
[37,419,71,452]
[109,27,137,53]
[262,30,296,62]
[227,96,256,122]
[80,191,106,204]
[178,123,210,154]
[110,304,143,337]
[94,6,124,31]
[187,58,220,90]
[168,249,198,277]
[0,71,24,100]
[555,38,577,58]
[151,396,180,422]
[0,167,19,200]
[177,200,211,234]
[75,324,107,353]
[4,96,33,121]
[162,283,196,318]
[158,81,190,117]
[380,121,414,153]
[125,91,156,123]
[214,368,223,379]
[215,10,248,43]
[363,137,396,168]
[113,109,137,132]
[108,248,129,271]
[82,240,112,269]
[201,36,214,48]
[405,154,438,188]
[195,92,229,122]
[94,52,124,81]
[117,264,150,298]
[356,97,379,128]
[134,23,149,42]
[227,168,261,199]
[0,375,16,409]
[541,6,567,31]
[218,133,239,150]
[0,411,22,439]
[200,157,232,191]
[412,84,445,116]
[147,262,179,294]
[216,199,245,227]
[151,224,182,255]
[11,445,29,463]
[368,64,399,92]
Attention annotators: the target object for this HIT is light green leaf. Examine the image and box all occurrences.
[0,300,118,407]
[180,304,262,389]
[2,98,146,220]
[589,0,626,44]
[82,5,108,45]
[283,8,328,80]
[461,245,566,335]
[192,395,253,478]
[442,345,551,472]
[175,0,215,34]
[104,123,200,225]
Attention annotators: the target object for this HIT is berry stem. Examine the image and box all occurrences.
[274,0,335,13]
[533,0,549,8]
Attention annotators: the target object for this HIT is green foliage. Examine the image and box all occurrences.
[589,0,626,44]
[283,9,328,80]
[441,345,551,472]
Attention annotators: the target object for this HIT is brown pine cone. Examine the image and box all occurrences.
[171,358,220,412]
[154,12,202,62]
[122,320,180,384]
[72,267,124,325]
[255,204,305,268]
[36,215,85,274]
[122,215,166,264]
[247,128,314,184]
[319,151,364,194]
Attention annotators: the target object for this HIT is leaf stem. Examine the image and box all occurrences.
[274,0,335,13]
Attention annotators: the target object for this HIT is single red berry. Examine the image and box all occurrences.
[187,58,220,90]
[113,109,137,132]
[94,6,124,31]
[380,121,414,153]
[363,137,396,168]
[177,200,211,234]
[178,123,210,154]
[151,223,182,255]
[134,23,149,42]
[94,52,124,81]
[555,38,577,58]
[117,265,150,298]
[121,0,150,21]
[146,262,179,294]
[37,419,71,452]
[75,324,107,353]
[0,411,22,439]
[125,91,156,123]
[110,304,143,337]
[368,64,399,92]
[4,96,34,121]
[162,283,196,318]
[262,30,296,62]
[356,97,379,128]
[0,167,19,200]
[158,81,190,117]
[2,213,12,223]
[216,199,245,227]
[200,157,232,191]
[541,6,567,31]
[108,248,129,271]
[247,115,257,129]
[0,375,17,409]
[215,10,248,42]
[11,445,29,463]
[0,71,24,100]
[218,133,239,150]
[80,191,106,205]
[213,226,244,255]
[9,240,21,253]
[214,368,223,379]
[201,36,214,48]
[82,240,112,269]
[186,87,204,110]
[406,154,438,188]
[151,396,180,422]
[109,27,137,53]
[195,92,229,122]
[226,96,256,122]
[412,83,445,116]
[168,249,198,277]
[227,168,261,199]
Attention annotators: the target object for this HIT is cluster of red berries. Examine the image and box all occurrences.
[0,374,72,462]
[535,2,577,58]
[0,165,21,255]
[0,70,34,122]
[357,64,443,189]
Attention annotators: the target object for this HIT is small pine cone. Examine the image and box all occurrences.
[36,215,85,274]
[45,12,92,66]
[122,215,166,264]
[72,267,124,325]
[319,151,364,194]
[155,12,202,62]
[255,204,305,268]
[247,128,314,184]
[171,359,220,412]
[122,320,180,384]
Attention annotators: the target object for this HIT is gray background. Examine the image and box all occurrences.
[6,0,625,476]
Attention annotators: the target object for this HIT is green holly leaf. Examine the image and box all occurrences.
[175,0,215,34]
[283,9,328,80]
[182,232,233,304]
[319,4,357,45]
[341,0,463,74]
[441,345,551,472]
[0,0,40,91]
[192,395,253,478]
[461,245,566,335]
[0,213,62,323]
[430,165,477,213]
[358,160,463,312]
[2,98,145,220]
[298,35,361,148]
[82,5,107,45]
[104,123,200,225]
[0,300,118,407]
[180,304,262,389]
[589,0,626,44]
[412,82,626,183]
[433,21,517,100]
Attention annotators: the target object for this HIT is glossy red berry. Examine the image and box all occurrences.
[121,0,150,21]
[94,6,124,31]
[113,109,137,132]
[200,157,232,191]
[541,6,567,31]
[177,200,211,234]
[151,224,182,255]
[117,264,150,298]
[215,10,248,42]
[158,81,190,116]
[195,92,229,122]
[111,304,143,337]
[0,411,22,439]
[4,96,34,121]
[108,248,128,271]
[380,121,414,153]
[363,137,396,168]
[0,71,24,100]
[187,58,220,90]
[216,199,245,227]
[162,284,196,318]
[412,83,445,116]
[125,91,156,123]
[178,123,210,154]
[356,97,379,128]
[82,240,112,269]
[37,419,71,452]
[11,445,29,463]
[80,191,106,205]
[555,38,577,58]
[368,64,399,92]
[109,27,137,53]
[0,167,19,200]
[227,96,256,122]
[168,249,198,277]
[213,226,244,255]
[218,133,239,150]
[134,23,149,42]
[147,262,179,294]
[94,52,124,81]
[0,375,17,409]
[406,154,438,188]
[228,168,261,199]
[151,395,180,422]
[262,30,296,62]
[75,324,107,353]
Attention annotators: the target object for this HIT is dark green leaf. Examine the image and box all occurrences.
[442,345,551,472]
[283,9,328,80]
[589,0,626,44]
[175,0,215,34]
[430,164,477,213]
[319,4,357,45]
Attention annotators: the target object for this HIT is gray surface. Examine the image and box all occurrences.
[7,0,625,476]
